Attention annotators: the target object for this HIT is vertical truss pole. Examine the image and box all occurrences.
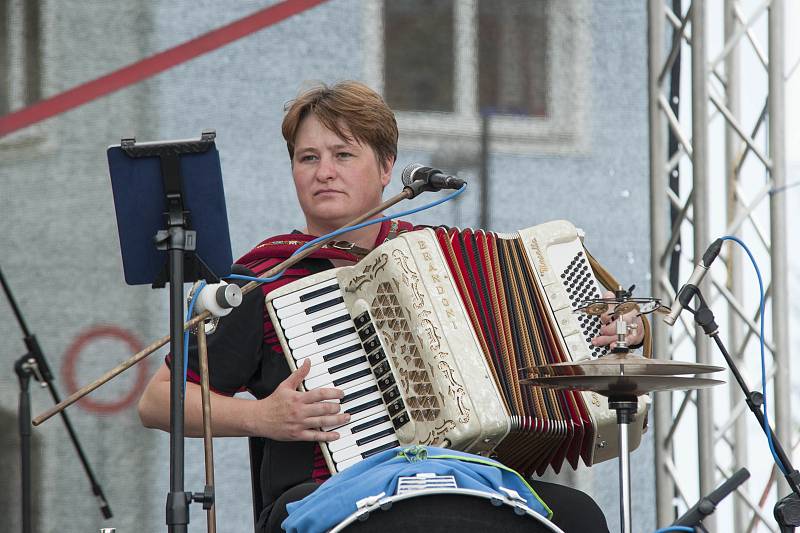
[768,0,790,499]
[650,0,791,529]
[691,6,717,528]
[723,2,748,531]
[649,0,676,527]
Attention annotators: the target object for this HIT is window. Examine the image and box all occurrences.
[0,0,46,149]
[363,0,589,154]
[1,0,41,116]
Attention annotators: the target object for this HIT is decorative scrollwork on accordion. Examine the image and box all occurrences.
[265,221,649,476]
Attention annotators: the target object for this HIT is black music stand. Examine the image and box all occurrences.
[107,130,232,532]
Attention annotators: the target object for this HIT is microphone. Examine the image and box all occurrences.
[672,467,750,527]
[663,238,724,326]
[401,163,466,191]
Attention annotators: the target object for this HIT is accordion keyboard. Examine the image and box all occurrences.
[271,278,410,472]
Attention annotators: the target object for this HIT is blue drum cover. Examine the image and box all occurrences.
[283,445,551,533]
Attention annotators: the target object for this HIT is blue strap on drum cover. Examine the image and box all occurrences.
[283,446,552,533]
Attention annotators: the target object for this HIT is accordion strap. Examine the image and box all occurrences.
[583,248,652,358]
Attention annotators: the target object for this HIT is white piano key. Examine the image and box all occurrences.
[296,342,363,369]
[292,331,360,360]
[284,309,350,340]
[288,322,356,351]
[303,351,366,380]
[340,390,381,413]
[319,372,376,396]
[288,322,351,350]
[335,438,400,471]
[277,291,344,320]
[272,281,340,309]
[281,302,347,330]
[305,360,371,390]
[332,432,398,463]
[328,420,394,453]
[325,403,388,432]
[329,413,392,441]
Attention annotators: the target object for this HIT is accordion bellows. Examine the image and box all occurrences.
[265,220,649,476]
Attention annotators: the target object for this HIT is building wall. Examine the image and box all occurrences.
[0,1,653,531]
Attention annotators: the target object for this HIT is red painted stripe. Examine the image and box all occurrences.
[0,0,328,137]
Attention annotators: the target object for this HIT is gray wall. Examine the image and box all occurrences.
[0,1,653,531]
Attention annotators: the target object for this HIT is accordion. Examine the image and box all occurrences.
[265,220,649,476]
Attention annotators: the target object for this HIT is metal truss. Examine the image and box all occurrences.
[648,0,790,531]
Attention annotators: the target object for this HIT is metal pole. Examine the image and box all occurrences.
[768,0,790,499]
[168,242,188,533]
[618,421,632,533]
[649,0,676,526]
[480,112,490,230]
[723,3,748,530]
[690,3,716,526]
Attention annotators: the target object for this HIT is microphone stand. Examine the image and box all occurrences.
[676,284,800,532]
[1,266,112,533]
[671,467,750,532]
[26,177,446,528]
[32,183,426,426]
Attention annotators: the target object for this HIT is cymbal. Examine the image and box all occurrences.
[529,353,724,377]
[520,374,724,396]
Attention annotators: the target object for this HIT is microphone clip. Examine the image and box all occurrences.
[402,179,434,199]
[676,283,719,336]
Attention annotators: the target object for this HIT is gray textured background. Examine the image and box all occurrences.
[0,1,654,531]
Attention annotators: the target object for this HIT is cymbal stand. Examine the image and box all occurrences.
[680,284,800,531]
[609,389,639,533]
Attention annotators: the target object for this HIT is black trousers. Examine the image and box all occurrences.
[259,479,609,533]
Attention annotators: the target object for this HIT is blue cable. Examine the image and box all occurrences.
[653,527,695,533]
[227,183,467,286]
[720,235,786,475]
[183,280,206,390]
[188,185,467,384]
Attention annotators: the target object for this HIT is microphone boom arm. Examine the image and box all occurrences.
[32,188,417,426]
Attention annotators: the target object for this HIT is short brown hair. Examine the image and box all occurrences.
[282,81,398,170]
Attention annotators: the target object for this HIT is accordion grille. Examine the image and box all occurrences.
[371,281,441,422]
[560,251,607,359]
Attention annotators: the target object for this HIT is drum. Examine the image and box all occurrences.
[330,488,564,533]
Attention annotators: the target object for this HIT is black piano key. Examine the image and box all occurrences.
[352,415,391,434]
[353,311,371,329]
[391,412,410,430]
[318,326,356,345]
[361,440,400,459]
[382,386,400,404]
[377,373,395,392]
[373,360,390,378]
[356,427,396,447]
[299,283,339,302]
[311,313,350,333]
[345,398,384,415]
[341,385,378,404]
[358,323,376,341]
[363,336,381,353]
[333,368,372,387]
[387,398,405,417]
[328,355,367,375]
[322,343,361,362]
[305,296,344,315]
[367,347,386,366]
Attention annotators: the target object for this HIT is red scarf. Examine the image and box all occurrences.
[235,218,415,281]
